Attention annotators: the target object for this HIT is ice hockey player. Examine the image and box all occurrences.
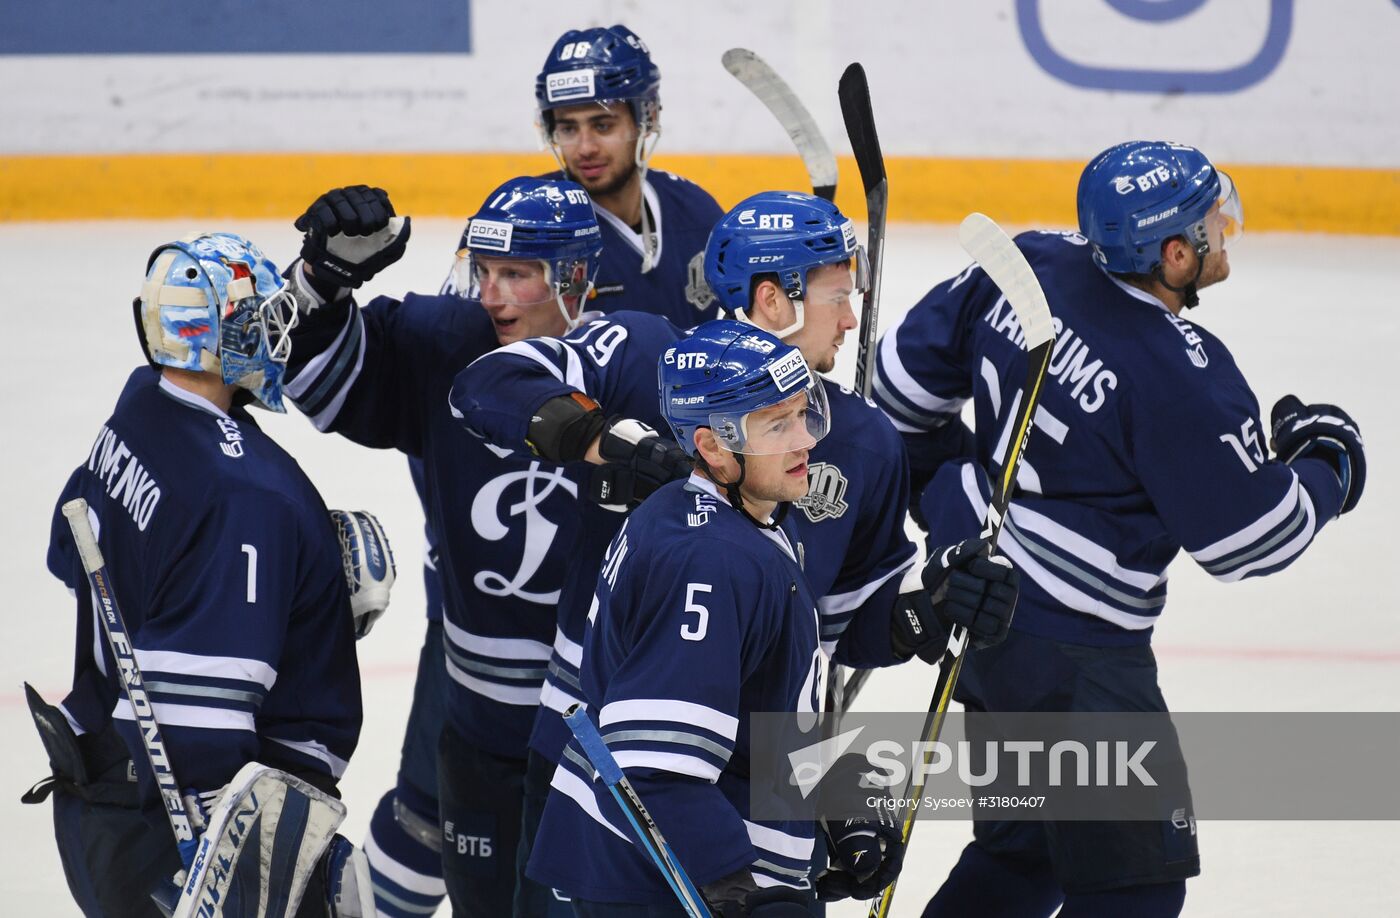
[534,24,724,324]
[30,233,378,916]
[526,321,890,916]
[451,189,1022,909]
[873,141,1367,917]
[281,179,605,917]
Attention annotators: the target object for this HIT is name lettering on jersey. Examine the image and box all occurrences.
[217,417,244,458]
[795,462,850,522]
[982,305,1119,414]
[601,521,630,587]
[545,69,596,103]
[86,425,162,531]
[470,462,577,603]
[685,251,717,312]
[1163,313,1209,368]
[687,491,719,527]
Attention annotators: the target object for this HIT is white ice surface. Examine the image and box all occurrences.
[1,219,1396,915]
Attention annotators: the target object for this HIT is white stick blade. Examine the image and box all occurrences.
[722,48,838,189]
[957,213,1055,350]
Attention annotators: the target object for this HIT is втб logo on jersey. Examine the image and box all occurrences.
[1164,313,1209,368]
[796,462,849,522]
[217,418,244,458]
[471,462,577,603]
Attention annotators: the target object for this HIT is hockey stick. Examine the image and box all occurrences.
[867,213,1056,918]
[722,49,838,201]
[61,498,201,865]
[564,704,715,918]
[828,62,889,715]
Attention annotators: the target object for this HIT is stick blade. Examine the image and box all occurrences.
[723,48,838,196]
[838,63,887,193]
[957,213,1054,350]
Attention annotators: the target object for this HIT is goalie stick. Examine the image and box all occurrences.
[564,705,714,918]
[867,213,1057,918]
[828,62,889,715]
[722,48,838,201]
[62,498,201,864]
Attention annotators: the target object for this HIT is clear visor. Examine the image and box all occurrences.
[1211,171,1244,252]
[451,252,560,308]
[708,382,830,456]
[224,286,298,365]
[545,101,640,147]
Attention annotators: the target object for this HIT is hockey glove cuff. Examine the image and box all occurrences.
[701,869,811,917]
[526,392,606,463]
[816,805,905,902]
[296,185,410,289]
[590,418,693,511]
[1270,394,1366,515]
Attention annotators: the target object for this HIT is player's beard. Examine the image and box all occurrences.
[579,157,638,201]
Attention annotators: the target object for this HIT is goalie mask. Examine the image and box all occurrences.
[135,233,298,412]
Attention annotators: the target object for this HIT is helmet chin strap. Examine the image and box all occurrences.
[735,297,806,339]
[1154,233,1208,310]
[633,104,662,275]
[695,452,787,531]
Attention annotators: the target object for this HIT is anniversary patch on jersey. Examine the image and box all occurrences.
[795,462,849,522]
[685,251,717,312]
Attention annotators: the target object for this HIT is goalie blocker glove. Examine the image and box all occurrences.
[295,184,411,291]
[1270,395,1366,516]
[331,509,396,638]
[891,537,1020,660]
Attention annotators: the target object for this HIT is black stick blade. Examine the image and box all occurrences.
[838,63,887,193]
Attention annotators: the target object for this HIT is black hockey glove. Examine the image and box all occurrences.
[295,185,410,289]
[701,869,811,917]
[816,806,905,902]
[590,418,692,510]
[891,538,1020,660]
[1270,394,1366,516]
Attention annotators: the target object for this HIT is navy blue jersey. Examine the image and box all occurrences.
[526,476,823,903]
[407,456,443,623]
[283,284,584,757]
[452,313,916,764]
[47,368,362,811]
[874,230,1346,646]
[546,169,724,325]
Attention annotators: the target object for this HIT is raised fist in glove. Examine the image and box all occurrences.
[816,806,905,902]
[892,537,1020,661]
[1270,395,1366,515]
[330,510,396,638]
[590,418,693,511]
[296,185,410,290]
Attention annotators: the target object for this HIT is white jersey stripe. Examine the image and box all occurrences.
[818,552,917,616]
[745,820,815,861]
[878,327,968,414]
[1190,474,1303,563]
[1212,487,1317,583]
[267,736,350,778]
[363,832,448,896]
[599,698,739,741]
[612,750,722,783]
[445,659,544,706]
[553,629,583,668]
[111,700,255,732]
[550,764,632,843]
[443,617,552,661]
[134,648,277,689]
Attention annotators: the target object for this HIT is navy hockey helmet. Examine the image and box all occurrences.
[535,25,661,132]
[452,176,603,328]
[1077,140,1243,276]
[704,191,867,337]
[135,232,297,411]
[659,319,830,457]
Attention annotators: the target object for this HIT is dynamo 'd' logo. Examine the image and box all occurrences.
[471,462,578,603]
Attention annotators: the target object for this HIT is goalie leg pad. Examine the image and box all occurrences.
[174,762,347,918]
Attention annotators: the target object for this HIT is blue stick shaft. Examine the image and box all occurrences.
[563,705,713,918]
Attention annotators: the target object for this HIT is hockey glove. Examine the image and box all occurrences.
[296,185,411,289]
[892,538,1020,660]
[590,418,693,511]
[701,869,812,916]
[331,509,397,638]
[816,807,905,902]
[1270,395,1366,515]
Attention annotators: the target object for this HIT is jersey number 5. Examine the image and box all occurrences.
[681,583,711,641]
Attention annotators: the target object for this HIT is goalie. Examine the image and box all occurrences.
[24,233,393,917]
